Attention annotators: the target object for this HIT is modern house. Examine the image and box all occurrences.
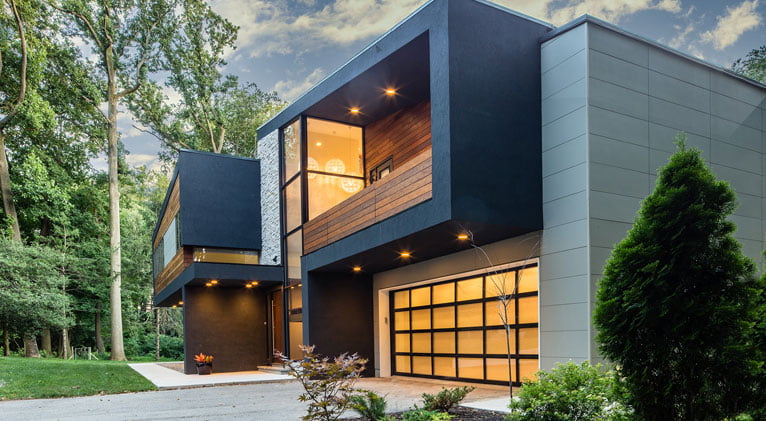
[152,0,766,384]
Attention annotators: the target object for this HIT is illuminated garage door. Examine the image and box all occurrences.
[391,265,539,385]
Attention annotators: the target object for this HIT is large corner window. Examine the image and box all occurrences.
[153,214,181,277]
[306,118,364,219]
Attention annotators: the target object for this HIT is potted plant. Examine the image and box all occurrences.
[194,353,214,375]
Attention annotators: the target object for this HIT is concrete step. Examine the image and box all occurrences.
[257,364,290,374]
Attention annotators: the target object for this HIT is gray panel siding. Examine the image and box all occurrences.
[585,22,766,364]
[540,26,590,369]
[256,131,281,265]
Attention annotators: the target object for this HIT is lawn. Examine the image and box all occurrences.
[0,357,157,400]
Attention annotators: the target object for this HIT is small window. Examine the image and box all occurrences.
[369,158,393,184]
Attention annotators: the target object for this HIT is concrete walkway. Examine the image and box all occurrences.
[128,362,293,389]
[0,372,511,420]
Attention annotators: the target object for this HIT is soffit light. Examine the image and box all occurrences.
[349,107,360,114]
[245,284,253,288]
[352,266,362,272]
[385,88,396,96]
[400,251,411,258]
[210,280,218,285]
[178,301,184,305]
[457,233,469,241]
[205,282,213,287]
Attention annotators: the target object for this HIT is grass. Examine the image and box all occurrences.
[0,356,157,400]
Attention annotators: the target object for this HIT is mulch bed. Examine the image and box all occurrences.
[343,406,507,420]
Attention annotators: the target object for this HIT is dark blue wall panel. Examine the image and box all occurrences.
[177,150,261,250]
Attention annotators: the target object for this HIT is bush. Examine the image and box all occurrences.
[507,361,632,421]
[421,386,475,412]
[401,408,453,421]
[275,344,367,421]
[351,390,388,421]
[593,139,763,420]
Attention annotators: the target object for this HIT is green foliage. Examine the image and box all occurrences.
[351,390,388,421]
[421,386,475,412]
[733,45,766,83]
[401,408,453,421]
[0,238,70,334]
[507,361,632,421]
[275,344,367,421]
[0,356,156,399]
[593,137,762,420]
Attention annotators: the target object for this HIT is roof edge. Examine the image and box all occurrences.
[542,14,766,91]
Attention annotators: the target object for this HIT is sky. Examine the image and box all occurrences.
[115,0,766,172]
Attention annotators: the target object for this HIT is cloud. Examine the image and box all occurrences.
[272,68,327,102]
[544,0,682,25]
[700,0,761,50]
[125,153,162,171]
[211,0,428,58]
[668,22,695,49]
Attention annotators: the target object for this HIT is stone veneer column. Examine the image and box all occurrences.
[257,130,281,265]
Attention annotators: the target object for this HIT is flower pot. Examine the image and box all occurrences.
[196,362,213,375]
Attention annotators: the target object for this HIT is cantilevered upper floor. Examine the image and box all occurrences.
[152,150,282,306]
[256,0,553,276]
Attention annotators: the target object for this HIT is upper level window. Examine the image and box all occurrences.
[282,119,301,183]
[306,118,364,219]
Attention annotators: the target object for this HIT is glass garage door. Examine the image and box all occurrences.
[391,265,539,385]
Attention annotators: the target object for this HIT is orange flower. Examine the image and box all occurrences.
[194,353,214,363]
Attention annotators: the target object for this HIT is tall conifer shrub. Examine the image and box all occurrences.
[594,137,763,420]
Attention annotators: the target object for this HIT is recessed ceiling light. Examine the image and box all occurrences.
[251,281,259,286]
[457,233,469,241]
[210,280,218,285]
[385,88,396,96]
[316,141,322,146]
[205,282,213,287]
[349,107,360,114]
[178,301,184,305]
[245,284,253,288]
[297,283,302,287]
[353,266,362,272]
[400,251,411,258]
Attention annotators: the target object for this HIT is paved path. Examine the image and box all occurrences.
[128,363,292,389]
[0,377,510,420]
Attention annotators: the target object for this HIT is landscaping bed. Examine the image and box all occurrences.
[343,406,507,420]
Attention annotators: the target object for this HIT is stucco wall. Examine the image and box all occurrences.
[257,130,282,265]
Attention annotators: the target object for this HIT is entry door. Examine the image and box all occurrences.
[271,290,285,355]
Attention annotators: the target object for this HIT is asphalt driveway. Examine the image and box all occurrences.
[0,377,509,420]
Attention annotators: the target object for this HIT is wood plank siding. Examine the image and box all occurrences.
[153,177,180,250]
[303,148,432,254]
[364,101,431,184]
[154,246,194,295]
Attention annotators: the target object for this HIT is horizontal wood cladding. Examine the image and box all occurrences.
[364,101,431,184]
[154,177,180,250]
[304,149,432,254]
[154,246,193,296]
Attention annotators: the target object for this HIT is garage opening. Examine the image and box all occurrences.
[390,264,539,385]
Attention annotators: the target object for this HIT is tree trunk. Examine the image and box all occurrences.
[41,328,52,356]
[23,332,40,358]
[105,55,126,360]
[155,307,160,361]
[0,132,21,241]
[95,302,105,354]
[60,328,69,359]
[3,321,10,356]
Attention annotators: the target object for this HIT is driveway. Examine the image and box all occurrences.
[0,377,510,420]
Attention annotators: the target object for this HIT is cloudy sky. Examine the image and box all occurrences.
[118,0,766,171]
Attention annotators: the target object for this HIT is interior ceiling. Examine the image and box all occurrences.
[312,220,537,275]
[305,32,431,127]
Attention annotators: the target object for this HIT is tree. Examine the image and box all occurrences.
[51,0,183,360]
[128,0,284,160]
[733,45,766,83]
[593,137,763,420]
[0,238,69,357]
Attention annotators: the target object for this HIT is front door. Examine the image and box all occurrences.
[271,290,285,356]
